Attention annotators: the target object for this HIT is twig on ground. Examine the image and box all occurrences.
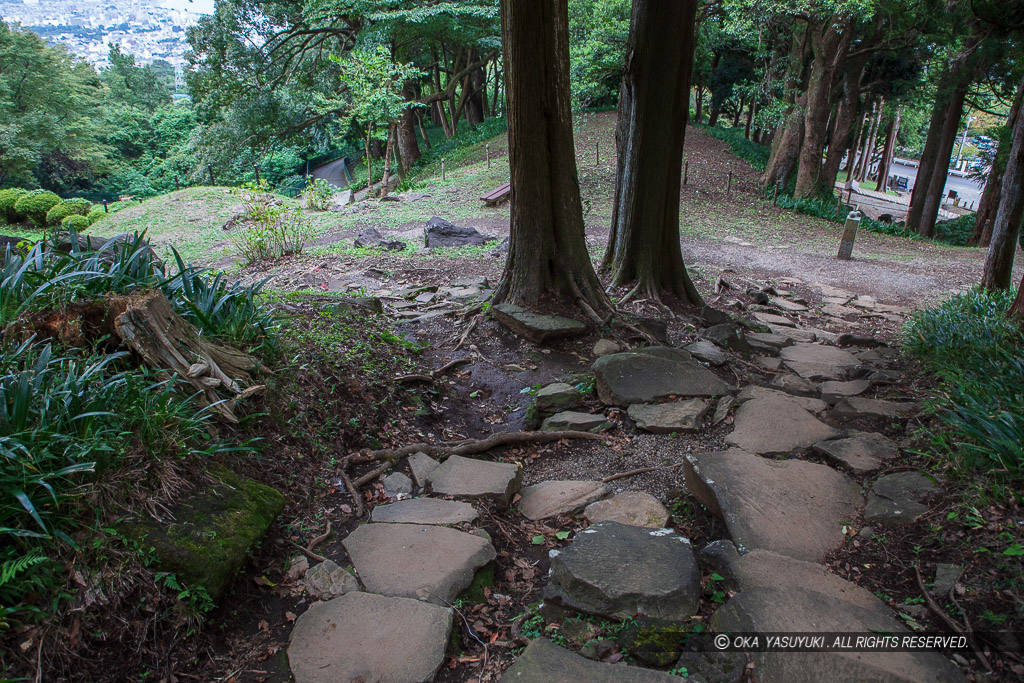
[285,538,327,563]
[340,472,365,518]
[914,565,991,671]
[602,462,684,483]
[348,430,608,464]
[306,520,331,554]
[352,462,391,488]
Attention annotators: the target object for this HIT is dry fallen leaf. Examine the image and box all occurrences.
[285,612,297,623]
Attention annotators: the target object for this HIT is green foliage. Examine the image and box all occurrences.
[568,0,631,109]
[229,181,317,262]
[45,198,92,227]
[904,287,1024,500]
[13,190,61,227]
[302,177,334,212]
[86,207,108,225]
[60,214,92,232]
[699,123,770,170]
[0,188,28,224]
[933,215,975,247]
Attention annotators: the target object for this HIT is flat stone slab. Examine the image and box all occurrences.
[834,396,920,419]
[753,311,795,327]
[864,472,939,526]
[534,382,581,412]
[684,450,862,562]
[584,492,670,528]
[500,638,684,682]
[545,522,700,621]
[700,541,882,612]
[746,332,794,349]
[770,297,809,312]
[370,498,479,525]
[684,340,730,366]
[541,411,608,432]
[768,325,817,342]
[818,379,873,403]
[518,480,611,520]
[813,432,898,475]
[823,303,861,318]
[427,455,523,508]
[628,399,710,434]
[770,373,817,395]
[780,343,860,381]
[593,352,732,406]
[711,586,965,683]
[492,303,586,344]
[304,560,360,600]
[735,385,828,414]
[288,591,452,683]
[725,397,842,455]
[343,523,495,604]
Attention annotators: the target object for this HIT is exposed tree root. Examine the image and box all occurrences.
[347,430,607,465]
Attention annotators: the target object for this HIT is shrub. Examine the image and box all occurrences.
[0,188,28,224]
[230,205,315,262]
[933,214,975,247]
[86,207,108,225]
[45,198,92,227]
[13,190,61,227]
[904,287,1024,499]
[302,177,334,211]
[61,214,91,232]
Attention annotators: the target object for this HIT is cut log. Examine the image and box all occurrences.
[111,290,261,424]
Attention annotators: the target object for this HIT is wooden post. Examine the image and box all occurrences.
[174,176,179,191]
[837,210,862,260]
[596,141,600,166]
[486,143,490,168]
[253,164,261,184]
[727,171,732,197]
[208,165,216,186]
[837,196,843,215]
[683,161,688,186]
[441,158,446,181]
[772,184,779,206]
[103,200,109,213]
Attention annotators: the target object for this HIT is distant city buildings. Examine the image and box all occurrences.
[0,0,210,70]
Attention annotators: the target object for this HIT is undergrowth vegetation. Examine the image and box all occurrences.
[0,232,277,654]
[904,287,1024,501]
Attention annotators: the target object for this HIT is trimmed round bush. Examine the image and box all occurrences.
[0,188,28,224]
[61,214,92,232]
[86,207,107,225]
[46,198,92,227]
[13,190,61,227]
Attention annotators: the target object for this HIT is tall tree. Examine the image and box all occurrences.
[981,74,1024,290]
[601,0,703,306]
[492,0,609,315]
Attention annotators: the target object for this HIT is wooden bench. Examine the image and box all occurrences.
[480,182,511,206]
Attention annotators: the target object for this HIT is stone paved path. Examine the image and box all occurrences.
[284,280,966,682]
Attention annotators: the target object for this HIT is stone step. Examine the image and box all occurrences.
[813,432,898,475]
[540,411,609,432]
[342,523,495,604]
[683,449,862,563]
[864,471,939,527]
[544,521,701,622]
[584,491,670,529]
[427,454,523,508]
[288,592,452,683]
[780,343,860,381]
[628,399,711,434]
[725,396,842,455]
[370,497,479,525]
[500,638,685,682]
[517,480,611,520]
[593,350,733,406]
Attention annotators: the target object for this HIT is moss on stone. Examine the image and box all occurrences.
[122,463,285,599]
[456,562,495,606]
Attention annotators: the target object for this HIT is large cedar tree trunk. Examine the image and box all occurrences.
[397,82,422,172]
[761,25,810,188]
[820,57,866,196]
[601,0,702,306]
[492,0,608,314]
[972,76,1024,246]
[981,87,1024,291]
[466,49,487,124]
[793,17,852,199]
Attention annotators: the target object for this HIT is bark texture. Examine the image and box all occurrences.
[981,88,1024,291]
[972,76,1024,246]
[397,82,422,172]
[794,17,853,199]
[601,0,702,306]
[492,0,608,314]
[874,109,900,193]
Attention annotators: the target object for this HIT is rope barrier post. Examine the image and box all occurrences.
[683,161,688,186]
[208,165,216,186]
[253,164,261,185]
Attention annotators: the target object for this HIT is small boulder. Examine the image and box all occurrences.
[593,339,621,357]
[408,452,440,487]
[628,400,710,434]
[492,303,587,344]
[424,216,494,247]
[534,382,582,413]
[813,432,898,475]
[382,472,413,497]
[541,411,608,432]
[697,324,753,353]
[864,471,939,526]
[354,227,405,250]
[304,560,360,600]
[584,492,670,528]
[684,340,730,366]
[427,455,523,508]
[837,333,886,348]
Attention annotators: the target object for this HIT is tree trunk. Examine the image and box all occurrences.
[761,23,810,189]
[364,128,374,192]
[793,17,852,199]
[820,59,865,197]
[744,98,756,140]
[694,82,704,124]
[875,108,900,193]
[845,109,866,174]
[466,48,487,124]
[972,75,1024,246]
[1010,274,1024,321]
[380,124,394,198]
[732,94,745,127]
[397,82,422,172]
[906,32,982,238]
[416,109,432,150]
[858,97,883,182]
[981,84,1024,291]
[493,0,608,315]
[602,0,702,306]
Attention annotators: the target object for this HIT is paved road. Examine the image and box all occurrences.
[889,160,986,209]
[311,158,353,190]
